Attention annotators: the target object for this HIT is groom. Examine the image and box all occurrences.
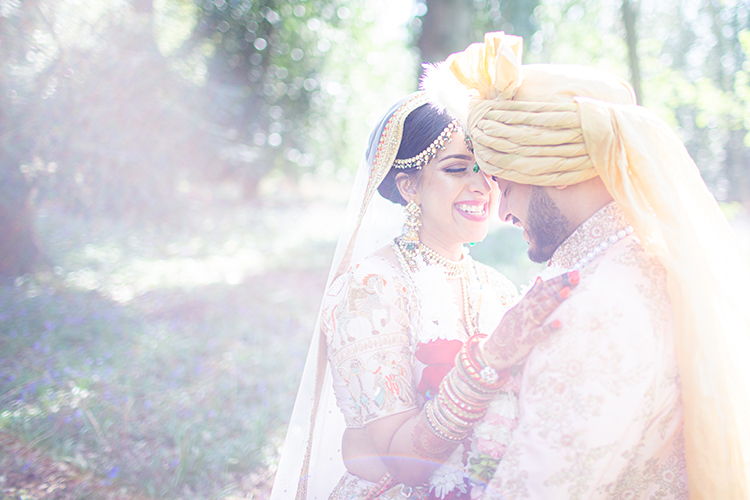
[426,32,750,499]
[484,171,687,499]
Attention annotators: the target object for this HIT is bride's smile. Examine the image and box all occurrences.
[454,200,488,220]
[406,132,498,261]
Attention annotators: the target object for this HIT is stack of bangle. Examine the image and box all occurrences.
[424,334,510,442]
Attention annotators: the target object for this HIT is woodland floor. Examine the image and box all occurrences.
[1,179,747,499]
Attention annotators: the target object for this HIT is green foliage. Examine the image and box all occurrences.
[308,2,419,174]
[470,224,545,286]
[529,0,629,73]
[0,0,395,222]
[180,0,416,191]
[472,0,540,42]
[638,0,750,201]
[182,0,340,188]
[0,0,416,277]
[0,200,330,498]
[0,1,203,219]
[529,0,750,202]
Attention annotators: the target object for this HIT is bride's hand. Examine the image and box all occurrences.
[481,271,579,372]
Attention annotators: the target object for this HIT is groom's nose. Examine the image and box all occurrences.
[497,197,513,223]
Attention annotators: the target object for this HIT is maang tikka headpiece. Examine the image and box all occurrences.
[393,119,465,170]
[334,92,470,278]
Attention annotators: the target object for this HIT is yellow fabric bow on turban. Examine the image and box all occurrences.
[444,32,636,187]
[446,31,523,101]
[427,31,750,500]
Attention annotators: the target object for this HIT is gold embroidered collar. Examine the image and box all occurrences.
[547,202,631,270]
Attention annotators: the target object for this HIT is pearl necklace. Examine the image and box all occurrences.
[393,237,480,337]
[570,225,635,271]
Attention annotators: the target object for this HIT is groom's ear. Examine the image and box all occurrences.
[395,172,418,202]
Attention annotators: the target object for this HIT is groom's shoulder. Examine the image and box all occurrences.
[582,236,667,297]
[561,236,672,339]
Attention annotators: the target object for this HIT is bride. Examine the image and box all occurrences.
[270,92,576,500]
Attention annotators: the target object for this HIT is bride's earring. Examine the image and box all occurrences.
[402,200,422,251]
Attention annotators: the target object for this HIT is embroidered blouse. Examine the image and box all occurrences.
[320,250,519,498]
[321,253,517,428]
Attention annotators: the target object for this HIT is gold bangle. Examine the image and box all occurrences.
[424,399,468,442]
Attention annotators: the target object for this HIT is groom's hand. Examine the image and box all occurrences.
[482,271,579,372]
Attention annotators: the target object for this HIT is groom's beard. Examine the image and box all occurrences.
[526,186,570,263]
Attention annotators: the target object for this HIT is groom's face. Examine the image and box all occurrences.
[494,178,570,263]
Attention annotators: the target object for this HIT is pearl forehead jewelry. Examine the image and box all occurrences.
[570,225,635,271]
[393,120,462,170]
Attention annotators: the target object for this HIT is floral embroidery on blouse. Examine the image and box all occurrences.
[321,251,519,499]
[323,257,418,427]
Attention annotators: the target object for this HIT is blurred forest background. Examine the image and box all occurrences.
[1,0,749,498]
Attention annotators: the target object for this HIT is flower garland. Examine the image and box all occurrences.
[465,378,520,498]
[426,373,520,499]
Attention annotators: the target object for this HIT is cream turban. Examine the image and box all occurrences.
[424,32,750,500]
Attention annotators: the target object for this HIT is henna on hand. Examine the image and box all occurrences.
[482,271,579,371]
[411,411,459,461]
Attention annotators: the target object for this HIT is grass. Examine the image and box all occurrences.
[3,178,747,499]
[0,185,336,499]
[0,195,541,499]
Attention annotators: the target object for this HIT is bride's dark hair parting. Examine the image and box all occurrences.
[377,103,452,205]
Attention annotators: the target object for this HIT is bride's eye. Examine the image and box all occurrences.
[444,165,467,173]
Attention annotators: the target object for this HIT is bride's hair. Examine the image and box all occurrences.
[377,104,453,205]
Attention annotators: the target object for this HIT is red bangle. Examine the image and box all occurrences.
[457,334,508,391]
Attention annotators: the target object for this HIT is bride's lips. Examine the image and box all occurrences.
[455,201,489,222]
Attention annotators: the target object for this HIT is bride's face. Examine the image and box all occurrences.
[414,132,497,248]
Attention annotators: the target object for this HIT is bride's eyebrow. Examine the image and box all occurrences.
[438,154,473,163]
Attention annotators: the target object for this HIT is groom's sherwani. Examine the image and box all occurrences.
[485,203,688,499]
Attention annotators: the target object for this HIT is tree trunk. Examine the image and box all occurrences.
[621,0,643,104]
[0,14,44,278]
[418,0,475,65]
[725,129,749,202]
[0,185,42,278]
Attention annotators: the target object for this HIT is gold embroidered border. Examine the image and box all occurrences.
[548,202,630,270]
[332,333,411,366]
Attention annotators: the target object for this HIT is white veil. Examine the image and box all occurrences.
[270,92,430,500]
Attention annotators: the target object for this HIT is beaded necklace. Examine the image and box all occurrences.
[395,236,468,279]
[393,236,480,337]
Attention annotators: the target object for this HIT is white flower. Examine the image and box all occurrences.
[487,393,517,419]
[472,393,517,445]
[429,447,468,499]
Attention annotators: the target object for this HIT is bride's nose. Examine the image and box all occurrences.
[469,170,491,194]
